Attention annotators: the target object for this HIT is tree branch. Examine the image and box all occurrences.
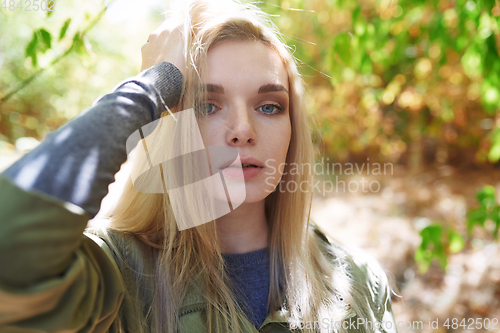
[0,0,116,104]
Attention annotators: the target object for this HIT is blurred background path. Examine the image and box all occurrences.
[312,168,500,332]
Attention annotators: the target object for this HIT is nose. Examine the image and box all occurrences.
[226,105,257,146]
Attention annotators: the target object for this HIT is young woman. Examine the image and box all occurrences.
[0,1,397,332]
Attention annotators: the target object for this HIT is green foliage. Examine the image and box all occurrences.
[416,185,500,274]
[59,19,71,40]
[261,0,500,166]
[25,28,53,67]
[488,127,500,162]
[71,32,86,55]
[0,0,159,142]
[6,0,500,166]
[467,185,500,238]
[415,224,465,273]
[25,32,39,66]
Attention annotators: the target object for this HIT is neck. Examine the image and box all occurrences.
[216,199,269,254]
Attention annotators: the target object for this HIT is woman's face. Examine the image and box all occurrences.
[198,39,291,204]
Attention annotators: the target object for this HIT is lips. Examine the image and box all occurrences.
[221,157,264,170]
[221,156,265,180]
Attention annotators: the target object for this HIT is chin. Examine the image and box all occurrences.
[242,184,275,203]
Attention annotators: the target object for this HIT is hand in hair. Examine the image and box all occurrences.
[141,21,186,75]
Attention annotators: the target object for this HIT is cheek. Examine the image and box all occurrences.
[262,127,290,193]
[263,120,291,170]
[197,119,217,147]
[275,120,291,160]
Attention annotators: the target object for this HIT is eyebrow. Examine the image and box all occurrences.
[202,83,289,95]
[204,84,224,94]
[258,83,289,95]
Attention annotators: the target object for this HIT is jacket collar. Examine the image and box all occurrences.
[179,223,356,329]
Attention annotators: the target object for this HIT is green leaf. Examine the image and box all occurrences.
[352,6,362,22]
[415,247,430,273]
[25,32,38,67]
[352,6,366,36]
[488,142,500,162]
[333,32,352,66]
[72,32,85,54]
[38,28,52,52]
[488,128,500,162]
[481,80,500,113]
[354,20,366,36]
[448,230,464,253]
[491,206,500,239]
[467,185,500,238]
[416,224,447,273]
[484,86,500,104]
[360,53,373,74]
[26,32,38,57]
[427,224,443,243]
[461,44,483,79]
[476,185,496,208]
[467,207,487,234]
[59,19,71,40]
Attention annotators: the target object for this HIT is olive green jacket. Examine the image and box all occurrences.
[0,175,397,333]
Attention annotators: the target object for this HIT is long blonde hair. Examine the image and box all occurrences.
[100,1,385,332]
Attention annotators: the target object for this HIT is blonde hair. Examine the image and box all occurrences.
[101,1,386,332]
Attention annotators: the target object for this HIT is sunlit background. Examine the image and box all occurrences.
[1,0,500,331]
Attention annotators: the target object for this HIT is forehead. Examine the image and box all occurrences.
[206,40,288,92]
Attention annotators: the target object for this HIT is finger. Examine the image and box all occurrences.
[152,24,171,37]
[141,42,149,55]
[147,32,159,43]
[153,20,181,38]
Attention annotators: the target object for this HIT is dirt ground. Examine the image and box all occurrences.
[311,166,500,333]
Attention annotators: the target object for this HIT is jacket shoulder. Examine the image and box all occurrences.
[309,221,397,331]
[85,224,157,332]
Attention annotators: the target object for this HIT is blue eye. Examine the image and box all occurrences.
[258,104,283,115]
[200,103,219,115]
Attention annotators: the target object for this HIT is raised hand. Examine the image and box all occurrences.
[141,21,186,76]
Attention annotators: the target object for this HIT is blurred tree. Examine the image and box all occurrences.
[261,0,500,170]
[4,0,500,170]
[0,0,162,144]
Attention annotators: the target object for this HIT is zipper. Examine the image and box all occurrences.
[180,306,206,316]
